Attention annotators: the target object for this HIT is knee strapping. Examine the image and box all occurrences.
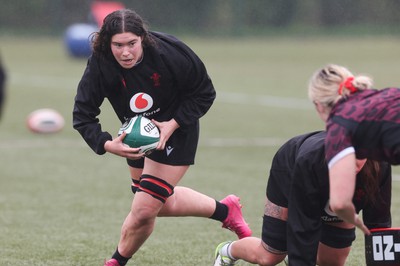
[131,179,140,194]
[262,215,287,253]
[137,174,174,203]
[320,223,355,248]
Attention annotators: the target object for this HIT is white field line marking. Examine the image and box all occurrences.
[0,137,285,149]
[200,137,285,147]
[217,91,312,110]
[0,139,87,149]
[10,72,80,90]
[10,74,399,178]
[10,73,312,109]
[2,138,400,181]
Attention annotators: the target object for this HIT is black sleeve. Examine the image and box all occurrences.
[287,158,323,266]
[155,33,216,128]
[0,55,6,118]
[72,56,113,155]
[362,163,392,229]
[173,52,216,128]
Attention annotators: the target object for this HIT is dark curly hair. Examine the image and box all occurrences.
[91,9,156,60]
[359,159,381,206]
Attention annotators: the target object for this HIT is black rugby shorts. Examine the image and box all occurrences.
[127,125,199,168]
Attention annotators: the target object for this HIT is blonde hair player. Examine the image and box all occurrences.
[308,64,400,236]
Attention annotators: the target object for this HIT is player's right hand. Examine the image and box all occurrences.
[354,214,371,235]
[104,132,144,160]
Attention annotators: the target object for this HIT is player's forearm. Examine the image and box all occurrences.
[331,201,357,224]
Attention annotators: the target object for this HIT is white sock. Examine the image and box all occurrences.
[222,242,237,261]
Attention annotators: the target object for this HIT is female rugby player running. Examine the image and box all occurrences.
[73,8,251,266]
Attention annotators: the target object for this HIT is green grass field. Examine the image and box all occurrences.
[1,35,400,265]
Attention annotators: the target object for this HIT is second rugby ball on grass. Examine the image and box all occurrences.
[27,108,65,134]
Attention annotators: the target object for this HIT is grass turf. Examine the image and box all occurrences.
[0,35,399,265]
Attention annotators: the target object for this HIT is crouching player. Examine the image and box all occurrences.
[214,131,391,266]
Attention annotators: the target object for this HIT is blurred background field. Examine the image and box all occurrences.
[1,1,400,265]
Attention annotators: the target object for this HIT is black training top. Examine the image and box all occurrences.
[73,32,216,155]
[325,88,400,168]
[0,55,5,117]
[267,131,392,265]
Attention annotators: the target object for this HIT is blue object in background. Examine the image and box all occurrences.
[64,23,98,58]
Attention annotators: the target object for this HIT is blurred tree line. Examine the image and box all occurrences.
[1,0,400,36]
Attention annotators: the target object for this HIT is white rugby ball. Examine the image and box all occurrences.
[27,108,65,133]
[118,115,160,155]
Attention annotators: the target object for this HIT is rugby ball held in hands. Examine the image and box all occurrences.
[118,115,160,155]
[27,108,65,134]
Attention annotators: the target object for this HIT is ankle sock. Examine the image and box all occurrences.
[112,248,131,266]
[220,242,237,261]
[209,200,229,221]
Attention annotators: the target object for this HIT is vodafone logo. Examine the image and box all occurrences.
[130,93,153,113]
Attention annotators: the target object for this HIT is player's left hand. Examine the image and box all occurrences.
[354,214,371,235]
[151,118,179,150]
